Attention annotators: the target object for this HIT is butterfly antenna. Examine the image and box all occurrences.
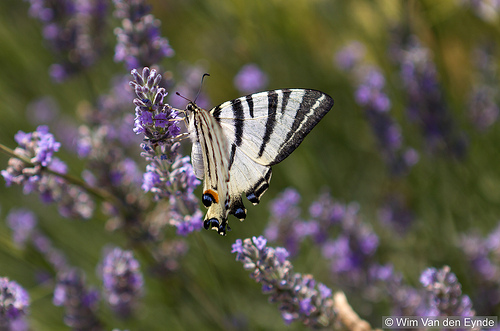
[175,91,192,103]
[194,73,210,103]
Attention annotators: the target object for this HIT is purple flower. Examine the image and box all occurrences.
[6,209,37,248]
[100,247,143,317]
[113,0,174,70]
[130,67,201,236]
[234,64,268,94]
[459,225,500,314]
[335,41,366,71]
[275,247,290,264]
[317,283,332,299]
[395,36,467,158]
[174,210,203,236]
[53,268,101,330]
[13,126,61,168]
[24,0,108,82]
[299,297,313,315]
[140,144,201,235]
[420,266,475,317]
[355,68,390,112]
[2,126,94,219]
[232,237,336,328]
[0,277,30,330]
[142,167,161,192]
[231,239,244,255]
[337,41,417,175]
[263,188,305,255]
[307,192,345,243]
[252,236,267,251]
[130,67,180,142]
[32,126,61,167]
[353,66,417,174]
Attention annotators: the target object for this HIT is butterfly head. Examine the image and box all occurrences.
[185,102,199,113]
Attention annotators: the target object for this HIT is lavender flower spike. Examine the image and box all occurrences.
[1,126,95,219]
[130,67,201,235]
[130,67,181,143]
[420,266,475,317]
[398,37,467,157]
[100,247,144,317]
[113,0,174,70]
[232,236,373,330]
[24,0,108,82]
[0,277,30,331]
[53,268,101,330]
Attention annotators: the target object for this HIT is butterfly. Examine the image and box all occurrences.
[185,89,334,235]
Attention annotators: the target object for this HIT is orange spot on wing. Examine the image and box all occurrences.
[204,189,219,203]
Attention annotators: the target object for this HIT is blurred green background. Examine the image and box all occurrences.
[1,0,500,329]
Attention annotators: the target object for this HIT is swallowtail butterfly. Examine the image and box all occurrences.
[185,89,334,235]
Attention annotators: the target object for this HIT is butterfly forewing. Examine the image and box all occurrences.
[187,88,334,235]
[213,89,333,166]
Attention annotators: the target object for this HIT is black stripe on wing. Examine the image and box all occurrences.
[228,98,245,170]
[245,167,272,205]
[245,95,254,118]
[212,104,222,120]
[280,89,292,115]
[257,90,279,158]
[271,90,334,165]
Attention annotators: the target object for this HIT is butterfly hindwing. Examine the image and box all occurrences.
[187,88,334,235]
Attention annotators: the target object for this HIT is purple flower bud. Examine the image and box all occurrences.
[317,283,332,299]
[252,236,267,251]
[231,239,244,256]
[142,169,161,193]
[275,247,289,264]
